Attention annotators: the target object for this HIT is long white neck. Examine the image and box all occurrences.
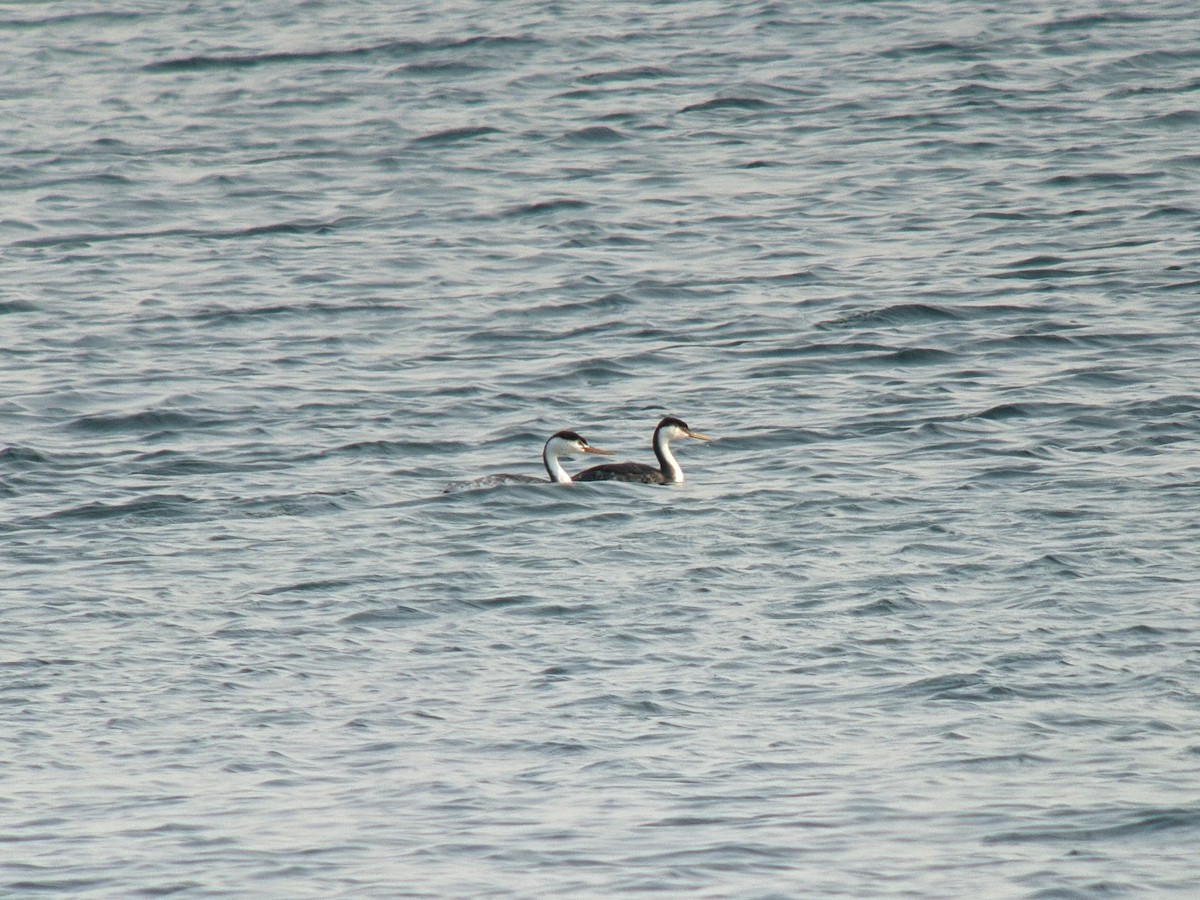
[654,431,684,483]
[543,443,573,483]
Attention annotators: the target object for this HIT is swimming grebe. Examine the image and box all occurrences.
[573,417,711,484]
[445,430,613,491]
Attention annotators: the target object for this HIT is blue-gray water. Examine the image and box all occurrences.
[3,1,1199,896]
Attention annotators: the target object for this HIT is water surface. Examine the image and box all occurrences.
[3,1,1199,896]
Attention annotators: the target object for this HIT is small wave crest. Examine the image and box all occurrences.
[143,35,536,73]
[68,409,216,435]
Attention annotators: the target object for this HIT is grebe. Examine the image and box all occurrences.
[574,416,711,484]
[444,430,613,491]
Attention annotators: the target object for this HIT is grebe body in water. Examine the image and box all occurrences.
[574,417,711,484]
[445,431,612,491]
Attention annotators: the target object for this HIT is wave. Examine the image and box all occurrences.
[579,66,670,85]
[820,303,963,329]
[503,198,590,218]
[0,9,145,29]
[410,125,501,145]
[680,96,775,114]
[12,216,366,249]
[986,806,1200,844]
[563,125,627,143]
[143,34,536,73]
[68,409,219,435]
[43,493,201,524]
[0,446,52,466]
[873,347,959,366]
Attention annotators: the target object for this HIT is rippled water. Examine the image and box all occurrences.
[4,1,1200,896]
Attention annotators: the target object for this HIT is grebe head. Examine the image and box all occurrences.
[546,430,615,458]
[542,430,613,484]
[655,417,712,444]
